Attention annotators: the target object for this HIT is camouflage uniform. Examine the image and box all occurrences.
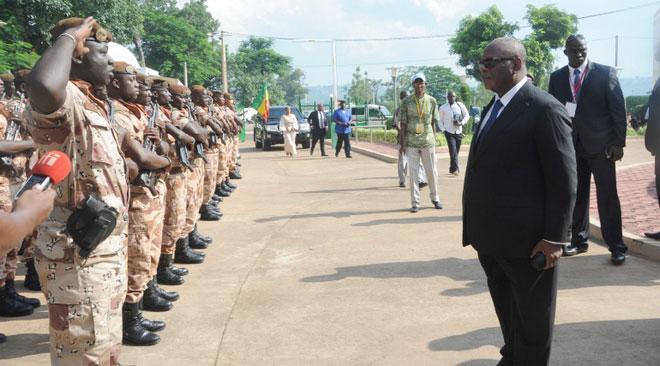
[25,81,129,366]
[214,106,229,184]
[161,106,188,254]
[194,105,219,204]
[175,107,204,235]
[111,98,156,305]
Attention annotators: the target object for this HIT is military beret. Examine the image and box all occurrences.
[112,61,136,75]
[190,85,206,95]
[13,69,31,83]
[136,73,153,86]
[223,92,232,99]
[151,77,169,89]
[184,87,191,96]
[169,83,187,96]
[211,90,223,96]
[0,74,14,82]
[49,17,113,43]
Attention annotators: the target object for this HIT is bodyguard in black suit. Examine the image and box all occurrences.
[548,34,628,264]
[463,38,577,366]
[307,104,327,156]
[643,45,660,239]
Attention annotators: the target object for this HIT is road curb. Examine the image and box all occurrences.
[324,141,398,163]
[589,218,660,261]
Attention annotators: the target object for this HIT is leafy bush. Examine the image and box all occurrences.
[355,128,472,146]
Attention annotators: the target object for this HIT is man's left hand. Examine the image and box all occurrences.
[607,145,624,162]
[530,240,562,270]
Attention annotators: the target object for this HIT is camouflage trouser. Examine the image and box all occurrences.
[150,177,167,277]
[203,147,219,204]
[0,180,17,287]
[162,170,187,255]
[216,144,228,183]
[229,135,239,172]
[37,233,127,366]
[126,186,158,304]
[183,158,205,236]
[8,180,37,263]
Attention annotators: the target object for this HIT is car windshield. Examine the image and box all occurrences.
[268,107,303,121]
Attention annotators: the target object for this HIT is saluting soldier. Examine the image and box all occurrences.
[25,17,129,365]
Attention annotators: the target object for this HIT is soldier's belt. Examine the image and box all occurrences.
[169,166,185,175]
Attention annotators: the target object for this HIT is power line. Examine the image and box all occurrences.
[223,2,660,42]
[295,56,458,68]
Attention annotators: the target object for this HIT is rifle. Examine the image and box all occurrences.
[131,102,159,195]
[0,92,25,167]
[207,106,219,146]
[186,102,209,162]
[169,104,194,171]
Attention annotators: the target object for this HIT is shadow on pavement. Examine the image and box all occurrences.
[0,332,49,359]
[301,257,482,283]
[352,215,462,227]
[255,208,409,223]
[456,359,500,366]
[291,186,400,194]
[428,319,660,365]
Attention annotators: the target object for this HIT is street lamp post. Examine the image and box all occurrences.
[389,66,399,119]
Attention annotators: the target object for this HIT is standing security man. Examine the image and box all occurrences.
[26,17,129,365]
[333,100,352,158]
[438,91,470,176]
[308,103,328,156]
[548,34,628,264]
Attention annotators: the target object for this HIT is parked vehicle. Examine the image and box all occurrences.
[253,106,311,150]
[350,104,392,126]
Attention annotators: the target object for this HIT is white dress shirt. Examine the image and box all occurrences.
[478,76,565,246]
[438,101,470,134]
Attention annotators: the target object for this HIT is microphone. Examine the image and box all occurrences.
[14,151,72,200]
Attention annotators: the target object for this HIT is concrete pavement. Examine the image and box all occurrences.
[2,137,660,365]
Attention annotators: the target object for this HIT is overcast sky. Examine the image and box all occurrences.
[204,0,658,86]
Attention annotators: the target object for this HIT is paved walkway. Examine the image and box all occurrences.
[2,137,659,365]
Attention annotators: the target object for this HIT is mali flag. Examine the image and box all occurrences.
[252,82,270,120]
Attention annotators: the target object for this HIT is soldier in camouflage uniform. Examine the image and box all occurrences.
[0,71,41,318]
[224,92,243,180]
[211,92,235,197]
[25,17,129,365]
[107,62,172,346]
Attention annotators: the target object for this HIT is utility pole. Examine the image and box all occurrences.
[615,35,619,67]
[221,30,228,92]
[183,62,188,87]
[332,39,338,109]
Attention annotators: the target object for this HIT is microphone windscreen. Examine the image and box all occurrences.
[31,151,72,185]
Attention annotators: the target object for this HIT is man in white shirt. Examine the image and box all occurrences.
[438,91,469,176]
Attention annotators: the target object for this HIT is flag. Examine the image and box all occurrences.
[252,82,270,120]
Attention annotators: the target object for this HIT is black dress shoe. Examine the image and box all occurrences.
[432,200,443,209]
[644,231,660,240]
[562,246,578,257]
[419,182,428,189]
[335,151,339,157]
[346,155,352,158]
[321,153,328,156]
[0,333,6,344]
[23,259,41,291]
[564,243,588,257]
[399,182,406,188]
[310,149,314,156]
[611,251,626,265]
[410,206,419,213]
[142,280,173,312]
[157,254,185,285]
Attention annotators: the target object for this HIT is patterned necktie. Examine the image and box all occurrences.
[318,111,324,129]
[475,99,503,149]
[573,69,581,88]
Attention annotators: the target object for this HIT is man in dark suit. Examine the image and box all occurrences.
[548,34,628,264]
[643,44,660,240]
[308,103,328,156]
[463,37,577,366]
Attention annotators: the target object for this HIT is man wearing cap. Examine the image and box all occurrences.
[333,100,353,158]
[0,70,41,318]
[107,62,173,345]
[25,16,128,365]
[399,73,442,213]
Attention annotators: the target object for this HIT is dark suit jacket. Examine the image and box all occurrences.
[307,110,327,130]
[548,61,627,155]
[462,82,577,257]
[645,79,659,155]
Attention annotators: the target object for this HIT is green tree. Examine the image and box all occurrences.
[0,16,40,73]
[142,8,221,85]
[448,6,518,80]
[381,65,462,111]
[176,0,220,35]
[348,67,374,104]
[277,67,308,105]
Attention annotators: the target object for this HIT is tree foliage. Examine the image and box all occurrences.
[0,16,40,73]
[449,4,577,86]
[348,67,374,104]
[380,66,463,113]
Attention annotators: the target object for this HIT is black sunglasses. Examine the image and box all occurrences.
[478,57,517,69]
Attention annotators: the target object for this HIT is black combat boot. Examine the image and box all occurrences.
[152,277,179,302]
[199,204,220,221]
[188,230,209,249]
[157,254,184,285]
[221,180,235,192]
[122,302,160,346]
[137,299,166,332]
[174,237,204,264]
[171,265,189,277]
[0,283,33,317]
[212,194,223,202]
[215,184,231,197]
[229,169,242,179]
[142,280,173,312]
[191,225,212,244]
[225,178,237,190]
[23,260,41,291]
[5,279,40,308]
[209,204,223,217]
